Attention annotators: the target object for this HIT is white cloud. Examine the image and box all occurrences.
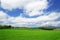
[48,12,60,20]
[0,11,8,25]
[40,21,60,27]
[6,12,60,27]
[0,11,60,27]
[1,0,49,16]
[1,0,26,10]
[1,0,48,10]
[0,0,60,27]
[24,0,48,12]
[25,0,48,16]
[0,11,7,20]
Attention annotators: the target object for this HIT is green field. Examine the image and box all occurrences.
[0,29,60,40]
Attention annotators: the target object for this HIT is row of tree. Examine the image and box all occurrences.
[0,25,56,30]
[0,25,11,29]
[38,26,56,30]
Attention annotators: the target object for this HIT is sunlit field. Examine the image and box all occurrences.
[0,29,60,40]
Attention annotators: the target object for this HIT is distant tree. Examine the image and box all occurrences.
[0,25,3,29]
[38,26,56,30]
[0,25,12,29]
[8,25,11,28]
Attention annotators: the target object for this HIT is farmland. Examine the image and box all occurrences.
[0,29,60,40]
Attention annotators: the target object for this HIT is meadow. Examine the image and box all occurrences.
[0,29,60,40]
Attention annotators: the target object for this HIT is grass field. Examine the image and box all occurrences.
[0,29,60,40]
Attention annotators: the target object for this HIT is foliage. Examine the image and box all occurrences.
[0,25,12,29]
[38,26,56,30]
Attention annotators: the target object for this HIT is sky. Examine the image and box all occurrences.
[0,0,60,27]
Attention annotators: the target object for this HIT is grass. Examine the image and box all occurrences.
[0,29,60,40]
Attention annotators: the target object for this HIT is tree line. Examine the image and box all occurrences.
[0,25,56,30]
[0,25,12,29]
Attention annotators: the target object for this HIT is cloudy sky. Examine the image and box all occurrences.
[0,0,60,27]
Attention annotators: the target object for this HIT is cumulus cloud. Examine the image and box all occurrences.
[1,0,49,16]
[0,11,60,27]
[24,0,48,16]
[0,11,9,25]
[0,0,60,27]
[39,21,60,27]
[1,0,48,10]
[6,12,60,27]
[1,0,26,10]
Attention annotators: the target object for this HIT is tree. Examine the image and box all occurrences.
[38,26,56,30]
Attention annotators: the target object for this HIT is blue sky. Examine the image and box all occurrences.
[47,0,60,12]
[0,0,60,27]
